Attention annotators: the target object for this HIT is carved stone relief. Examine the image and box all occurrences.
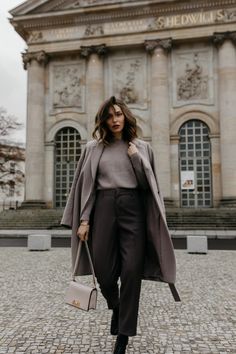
[109,56,147,109]
[215,8,236,22]
[84,24,104,36]
[51,62,85,110]
[55,0,138,10]
[28,31,43,43]
[172,49,213,106]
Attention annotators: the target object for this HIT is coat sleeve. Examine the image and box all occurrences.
[80,188,96,222]
[60,145,87,228]
[146,143,166,212]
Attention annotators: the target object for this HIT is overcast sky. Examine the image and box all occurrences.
[0,0,27,143]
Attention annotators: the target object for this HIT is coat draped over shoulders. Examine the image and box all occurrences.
[61,138,180,302]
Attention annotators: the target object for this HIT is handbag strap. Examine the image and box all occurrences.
[72,240,97,287]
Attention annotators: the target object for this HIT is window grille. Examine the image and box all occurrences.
[179,120,212,208]
[54,127,81,208]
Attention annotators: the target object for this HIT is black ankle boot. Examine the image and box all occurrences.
[110,304,119,335]
[113,334,128,354]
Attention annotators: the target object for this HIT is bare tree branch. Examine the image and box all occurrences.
[0,107,24,137]
[0,108,25,197]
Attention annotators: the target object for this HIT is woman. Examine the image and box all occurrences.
[61,96,180,354]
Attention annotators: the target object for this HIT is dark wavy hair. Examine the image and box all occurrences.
[92,96,138,145]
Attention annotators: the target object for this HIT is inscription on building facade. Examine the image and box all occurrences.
[28,8,236,43]
[148,9,236,30]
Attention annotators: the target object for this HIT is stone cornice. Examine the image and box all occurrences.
[22,50,49,70]
[10,0,236,35]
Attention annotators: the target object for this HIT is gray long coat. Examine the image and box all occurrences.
[61,138,180,301]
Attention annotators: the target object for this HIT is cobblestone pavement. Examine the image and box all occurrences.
[0,248,235,354]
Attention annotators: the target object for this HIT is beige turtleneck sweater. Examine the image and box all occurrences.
[80,139,148,221]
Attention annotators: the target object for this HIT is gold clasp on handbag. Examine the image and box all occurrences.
[72,299,80,308]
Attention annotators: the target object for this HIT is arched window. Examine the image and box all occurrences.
[179,119,212,208]
[54,127,81,208]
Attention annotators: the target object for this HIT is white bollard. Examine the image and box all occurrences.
[187,235,208,254]
[28,234,51,251]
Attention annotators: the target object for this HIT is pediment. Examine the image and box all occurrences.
[10,0,176,16]
[32,0,150,14]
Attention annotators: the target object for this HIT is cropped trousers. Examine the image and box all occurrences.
[91,188,146,336]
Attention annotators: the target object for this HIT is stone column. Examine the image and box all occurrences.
[21,51,48,208]
[44,141,55,208]
[145,39,173,206]
[80,44,107,139]
[214,32,236,207]
[170,135,180,207]
[209,134,221,207]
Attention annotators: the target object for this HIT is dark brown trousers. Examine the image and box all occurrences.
[91,188,146,336]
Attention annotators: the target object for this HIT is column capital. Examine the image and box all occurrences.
[22,50,48,70]
[144,38,172,54]
[80,44,107,58]
[213,31,236,47]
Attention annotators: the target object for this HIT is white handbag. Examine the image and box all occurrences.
[65,240,97,311]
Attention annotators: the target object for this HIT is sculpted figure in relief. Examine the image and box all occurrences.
[177,53,208,101]
[53,65,83,108]
[114,59,142,105]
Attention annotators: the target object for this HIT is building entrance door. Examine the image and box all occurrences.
[54,127,81,208]
[179,120,212,208]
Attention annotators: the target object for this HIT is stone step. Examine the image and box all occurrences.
[0,208,236,230]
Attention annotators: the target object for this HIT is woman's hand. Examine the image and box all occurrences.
[77,221,90,241]
[127,142,138,156]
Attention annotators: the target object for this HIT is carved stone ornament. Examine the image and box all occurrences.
[172,49,214,107]
[177,53,208,101]
[84,24,104,37]
[215,8,236,23]
[56,0,132,10]
[22,50,48,70]
[230,32,236,44]
[213,31,236,47]
[80,44,107,58]
[144,39,172,53]
[212,33,226,47]
[110,56,147,108]
[28,31,43,43]
[52,63,85,109]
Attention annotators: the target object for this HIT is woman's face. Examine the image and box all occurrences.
[106,104,125,137]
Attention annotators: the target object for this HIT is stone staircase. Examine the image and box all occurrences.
[0,209,65,230]
[0,207,235,230]
[166,208,236,230]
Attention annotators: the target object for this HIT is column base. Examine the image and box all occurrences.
[19,200,47,209]
[220,197,236,208]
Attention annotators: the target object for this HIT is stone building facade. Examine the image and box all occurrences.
[0,140,25,210]
[10,0,236,209]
